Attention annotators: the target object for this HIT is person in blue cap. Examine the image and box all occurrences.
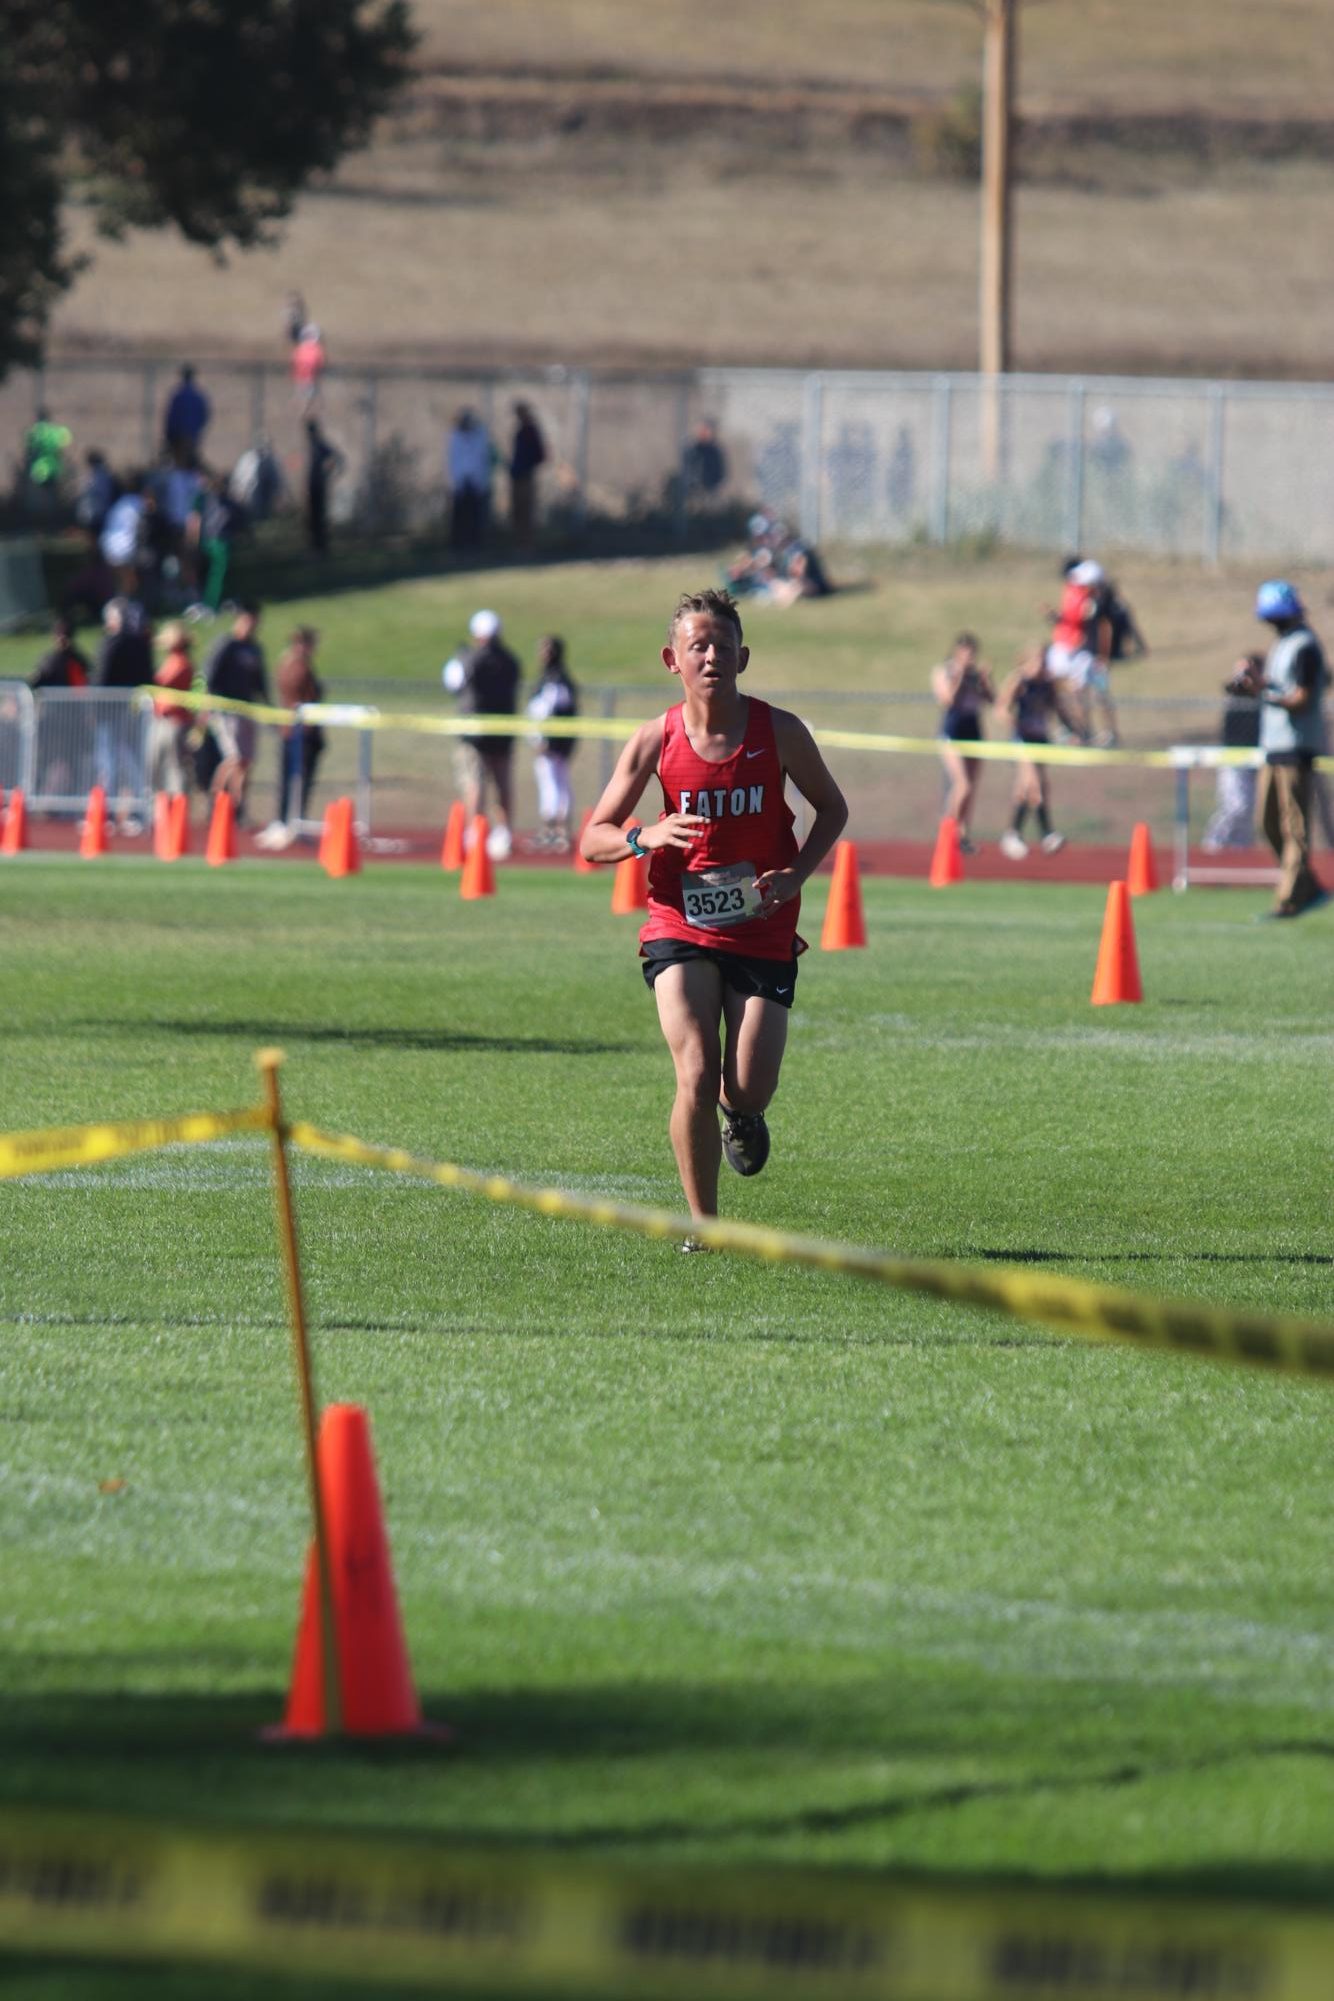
[1243,580,1329,918]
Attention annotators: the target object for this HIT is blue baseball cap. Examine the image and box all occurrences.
[1255,579,1304,623]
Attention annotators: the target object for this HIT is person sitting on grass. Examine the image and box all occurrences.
[580,587,847,1245]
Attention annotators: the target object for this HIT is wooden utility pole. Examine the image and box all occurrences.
[979,0,1016,481]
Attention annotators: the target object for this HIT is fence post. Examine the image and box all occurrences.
[356,728,373,836]
[929,376,952,545]
[142,364,159,464]
[1204,383,1226,567]
[598,689,616,796]
[1064,379,1086,554]
[798,373,824,545]
[251,365,266,444]
[673,378,691,542]
[573,371,591,526]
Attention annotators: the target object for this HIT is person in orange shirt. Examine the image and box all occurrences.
[150,622,197,796]
[291,322,327,413]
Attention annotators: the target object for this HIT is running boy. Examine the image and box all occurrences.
[582,588,848,1228]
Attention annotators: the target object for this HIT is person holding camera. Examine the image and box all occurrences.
[1247,581,1329,919]
[1202,654,1263,852]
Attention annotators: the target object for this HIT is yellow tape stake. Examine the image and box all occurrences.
[0,1806,1330,1998]
[256,1050,342,1736]
[288,1125,1334,1383]
[0,1106,271,1180]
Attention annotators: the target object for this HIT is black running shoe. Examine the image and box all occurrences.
[720,1106,770,1177]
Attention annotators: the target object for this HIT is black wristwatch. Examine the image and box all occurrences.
[626,826,649,858]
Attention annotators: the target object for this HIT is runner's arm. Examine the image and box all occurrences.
[757,711,848,905]
[580,718,704,863]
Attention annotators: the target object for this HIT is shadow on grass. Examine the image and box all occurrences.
[977,1247,1334,1268]
[0,1677,1329,1903]
[70,1018,636,1058]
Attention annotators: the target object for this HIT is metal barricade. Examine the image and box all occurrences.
[30,689,152,822]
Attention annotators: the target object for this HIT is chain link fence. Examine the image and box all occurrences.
[4,358,1334,562]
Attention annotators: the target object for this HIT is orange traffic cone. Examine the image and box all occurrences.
[611,852,649,914]
[1,787,28,855]
[205,790,238,866]
[165,792,190,860]
[573,808,597,874]
[80,786,109,859]
[152,792,172,860]
[459,814,495,899]
[323,797,361,879]
[268,1404,447,1741]
[440,799,466,870]
[821,840,867,949]
[1126,821,1159,897]
[1091,880,1143,1005]
[317,801,336,870]
[928,815,965,887]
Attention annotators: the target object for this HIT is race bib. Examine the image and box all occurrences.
[681,860,764,929]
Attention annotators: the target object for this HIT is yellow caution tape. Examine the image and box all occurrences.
[135,686,1333,771]
[288,1125,1334,1383]
[0,1806,1329,1999]
[0,1106,271,1180]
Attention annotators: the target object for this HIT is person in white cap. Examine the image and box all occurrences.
[442,610,521,858]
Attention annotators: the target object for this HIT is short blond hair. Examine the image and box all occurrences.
[668,588,743,644]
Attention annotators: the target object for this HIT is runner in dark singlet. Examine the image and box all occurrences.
[996,648,1081,861]
[582,588,847,1239]
[931,631,995,854]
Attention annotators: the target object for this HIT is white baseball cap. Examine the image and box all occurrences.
[469,609,501,641]
[1071,560,1104,586]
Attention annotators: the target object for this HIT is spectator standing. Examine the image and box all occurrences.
[1046,557,1112,742]
[263,626,327,844]
[446,408,493,551]
[1251,580,1329,918]
[1202,655,1263,853]
[94,598,153,831]
[291,323,327,412]
[305,418,344,555]
[682,417,727,499]
[187,472,243,613]
[74,450,117,536]
[149,622,197,798]
[526,635,580,850]
[22,408,71,517]
[508,402,547,548]
[931,632,995,854]
[204,603,270,825]
[163,366,211,468]
[29,615,91,691]
[231,439,284,522]
[442,608,520,859]
[283,291,307,346]
[100,477,147,591]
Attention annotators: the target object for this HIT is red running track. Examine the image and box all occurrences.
[10,813,1332,889]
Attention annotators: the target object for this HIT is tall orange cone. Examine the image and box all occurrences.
[152,792,173,860]
[323,797,361,878]
[80,786,109,859]
[821,839,867,949]
[440,799,466,870]
[269,1403,446,1741]
[459,814,495,899]
[1126,821,1160,897]
[928,815,965,887]
[1,787,29,855]
[165,791,190,860]
[205,790,238,866]
[317,800,337,870]
[573,807,597,874]
[611,852,649,914]
[1091,880,1143,1005]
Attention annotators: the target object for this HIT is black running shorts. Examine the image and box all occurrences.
[640,937,799,1009]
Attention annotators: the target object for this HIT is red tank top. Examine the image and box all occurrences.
[641,697,802,961]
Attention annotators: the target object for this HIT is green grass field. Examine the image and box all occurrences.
[2,852,1330,1994]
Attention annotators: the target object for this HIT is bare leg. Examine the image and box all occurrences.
[720,988,789,1117]
[654,960,725,1219]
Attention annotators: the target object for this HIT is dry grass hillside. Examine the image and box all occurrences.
[42,1,1334,380]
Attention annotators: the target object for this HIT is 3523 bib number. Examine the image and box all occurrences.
[682,861,763,929]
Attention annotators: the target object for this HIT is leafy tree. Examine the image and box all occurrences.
[1,0,417,379]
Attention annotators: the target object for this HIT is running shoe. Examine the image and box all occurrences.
[999,829,1028,860]
[680,1236,710,1254]
[1040,831,1067,855]
[720,1106,770,1177]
